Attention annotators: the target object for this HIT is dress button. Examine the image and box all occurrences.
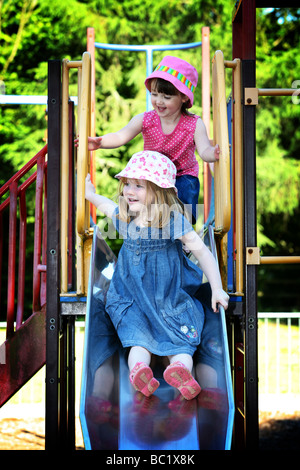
[136,250,140,256]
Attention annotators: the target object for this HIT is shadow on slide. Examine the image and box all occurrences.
[80,226,234,450]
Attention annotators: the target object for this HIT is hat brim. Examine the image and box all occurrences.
[115,170,177,193]
[145,71,193,108]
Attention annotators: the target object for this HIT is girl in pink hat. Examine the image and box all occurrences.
[85,150,229,400]
[78,55,219,224]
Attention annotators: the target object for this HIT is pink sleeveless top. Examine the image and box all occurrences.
[142,110,199,177]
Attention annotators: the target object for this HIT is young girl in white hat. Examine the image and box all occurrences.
[78,55,219,224]
[85,150,228,400]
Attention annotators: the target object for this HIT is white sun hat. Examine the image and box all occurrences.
[115,150,177,190]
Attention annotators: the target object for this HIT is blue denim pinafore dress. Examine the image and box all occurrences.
[105,208,205,357]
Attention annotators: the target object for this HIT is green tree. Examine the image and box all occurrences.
[255,7,300,251]
[255,7,300,311]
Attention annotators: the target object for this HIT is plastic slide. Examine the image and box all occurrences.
[80,225,234,450]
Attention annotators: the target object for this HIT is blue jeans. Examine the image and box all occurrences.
[176,174,200,225]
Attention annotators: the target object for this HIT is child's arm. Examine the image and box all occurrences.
[76,113,144,151]
[179,229,229,312]
[194,118,220,163]
[85,173,117,218]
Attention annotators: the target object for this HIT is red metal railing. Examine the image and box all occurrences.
[0,145,48,339]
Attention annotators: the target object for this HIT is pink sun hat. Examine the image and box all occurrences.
[145,55,198,108]
[115,150,177,191]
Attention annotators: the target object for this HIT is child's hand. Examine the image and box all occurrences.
[87,136,102,151]
[85,173,96,201]
[214,144,220,161]
[200,144,221,163]
[74,136,102,151]
[211,288,229,312]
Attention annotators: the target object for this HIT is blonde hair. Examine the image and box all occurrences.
[117,178,184,228]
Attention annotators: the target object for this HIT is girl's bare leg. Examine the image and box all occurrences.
[128,346,151,370]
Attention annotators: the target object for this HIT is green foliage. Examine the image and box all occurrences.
[257,155,300,217]
[255,8,300,253]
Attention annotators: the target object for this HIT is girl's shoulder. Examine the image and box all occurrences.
[143,109,158,125]
[182,112,200,122]
[178,112,200,132]
[111,206,119,227]
[111,206,131,239]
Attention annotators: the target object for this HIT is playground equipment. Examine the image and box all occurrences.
[0,24,245,452]
[1,37,236,449]
[1,36,235,449]
[1,0,300,451]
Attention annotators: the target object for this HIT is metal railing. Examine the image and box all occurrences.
[258,312,300,411]
[0,145,48,338]
[224,58,243,295]
[211,53,244,295]
[244,85,300,274]
[212,50,231,236]
[60,52,92,295]
[93,39,203,111]
[211,50,232,290]
[215,53,300,295]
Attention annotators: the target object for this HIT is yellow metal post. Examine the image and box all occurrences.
[60,52,93,296]
[225,58,243,295]
[212,51,231,289]
[76,52,92,295]
[212,50,231,235]
[77,52,91,238]
[60,59,70,293]
[202,26,211,222]
[87,27,97,224]
[232,59,243,295]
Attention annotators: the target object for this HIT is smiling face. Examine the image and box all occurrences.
[122,178,154,215]
[150,79,188,118]
[118,177,183,228]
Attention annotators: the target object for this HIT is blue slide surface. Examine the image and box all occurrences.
[80,226,234,450]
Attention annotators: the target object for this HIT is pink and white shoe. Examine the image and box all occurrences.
[163,361,201,400]
[129,362,160,397]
